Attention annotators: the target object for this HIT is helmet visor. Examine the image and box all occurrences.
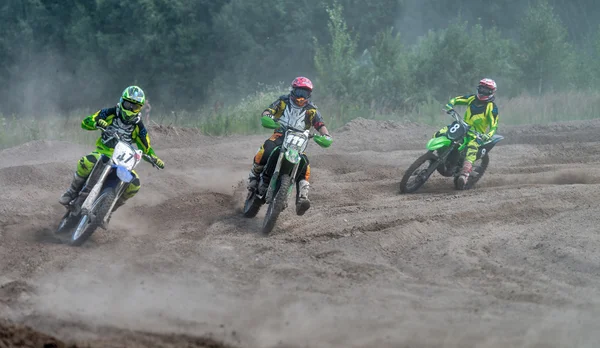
[477,85,494,97]
[122,100,143,113]
[292,87,311,99]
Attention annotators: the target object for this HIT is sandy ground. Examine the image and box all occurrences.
[2,118,600,347]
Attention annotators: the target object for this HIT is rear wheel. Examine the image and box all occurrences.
[69,188,116,246]
[399,152,438,193]
[262,174,291,235]
[454,155,489,190]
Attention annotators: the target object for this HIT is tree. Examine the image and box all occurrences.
[516,0,571,94]
[314,2,359,101]
[363,28,413,108]
[411,20,516,102]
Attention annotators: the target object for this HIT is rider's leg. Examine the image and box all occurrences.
[459,137,479,186]
[248,133,283,191]
[295,155,311,216]
[113,170,140,212]
[59,152,100,205]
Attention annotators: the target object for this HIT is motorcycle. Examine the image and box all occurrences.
[399,109,504,193]
[243,116,332,235]
[55,127,160,246]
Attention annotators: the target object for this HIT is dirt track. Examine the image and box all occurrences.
[2,118,600,347]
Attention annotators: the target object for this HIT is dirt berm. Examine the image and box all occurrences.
[1,118,600,347]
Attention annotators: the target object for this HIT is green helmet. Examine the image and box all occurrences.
[118,86,146,122]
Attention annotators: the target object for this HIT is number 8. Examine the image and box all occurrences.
[449,124,460,133]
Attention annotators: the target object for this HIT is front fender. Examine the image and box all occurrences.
[284,148,301,164]
[426,136,451,151]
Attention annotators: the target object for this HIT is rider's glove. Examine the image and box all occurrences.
[481,134,491,143]
[262,112,274,119]
[476,134,489,145]
[96,119,109,128]
[445,107,455,115]
[154,157,165,169]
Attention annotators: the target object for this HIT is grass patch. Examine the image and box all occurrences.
[1,91,597,150]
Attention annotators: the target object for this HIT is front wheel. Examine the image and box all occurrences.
[243,190,263,218]
[56,211,77,235]
[69,187,116,246]
[399,152,439,194]
[261,174,292,235]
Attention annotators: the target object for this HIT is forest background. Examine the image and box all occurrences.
[1,0,599,146]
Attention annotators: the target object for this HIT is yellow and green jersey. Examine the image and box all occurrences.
[446,95,499,138]
[81,107,156,158]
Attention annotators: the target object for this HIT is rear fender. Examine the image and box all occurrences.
[477,134,504,159]
[426,136,451,151]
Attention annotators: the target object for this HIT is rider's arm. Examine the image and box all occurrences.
[263,97,286,119]
[81,108,114,130]
[310,109,330,136]
[318,125,330,136]
[445,95,473,110]
[133,123,157,157]
[485,102,499,138]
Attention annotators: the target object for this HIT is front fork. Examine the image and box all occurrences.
[101,181,127,227]
[78,163,112,215]
[265,152,299,204]
[427,145,457,178]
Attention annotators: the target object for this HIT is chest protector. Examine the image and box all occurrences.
[279,102,307,130]
[101,110,138,148]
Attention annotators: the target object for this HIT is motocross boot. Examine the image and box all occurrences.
[58,173,86,205]
[296,179,311,216]
[457,161,473,189]
[247,164,263,192]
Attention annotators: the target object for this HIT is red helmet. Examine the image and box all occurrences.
[290,77,313,107]
[477,78,497,101]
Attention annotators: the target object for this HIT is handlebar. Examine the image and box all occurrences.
[143,154,161,169]
[444,109,486,141]
[97,125,162,169]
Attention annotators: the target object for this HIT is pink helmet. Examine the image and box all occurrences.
[477,78,497,101]
[290,77,313,107]
[292,76,313,91]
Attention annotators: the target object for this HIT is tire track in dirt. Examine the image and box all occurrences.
[2,120,600,347]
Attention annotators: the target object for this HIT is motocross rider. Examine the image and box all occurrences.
[248,77,332,216]
[58,86,165,210]
[438,78,499,187]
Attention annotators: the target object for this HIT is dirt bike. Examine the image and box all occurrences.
[55,127,160,246]
[243,116,332,235]
[399,109,504,193]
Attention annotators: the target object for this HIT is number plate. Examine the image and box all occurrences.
[446,121,466,140]
[113,141,140,170]
[284,131,309,153]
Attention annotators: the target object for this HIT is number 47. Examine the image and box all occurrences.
[116,153,134,163]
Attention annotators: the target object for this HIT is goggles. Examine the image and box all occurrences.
[122,100,143,113]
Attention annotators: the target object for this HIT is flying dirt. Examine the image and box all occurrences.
[2,118,600,347]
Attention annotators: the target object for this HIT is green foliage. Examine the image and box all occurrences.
[0,111,97,150]
[1,0,600,138]
[189,86,286,136]
[365,28,413,108]
[314,2,359,100]
[516,0,572,94]
[410,20,516,102]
